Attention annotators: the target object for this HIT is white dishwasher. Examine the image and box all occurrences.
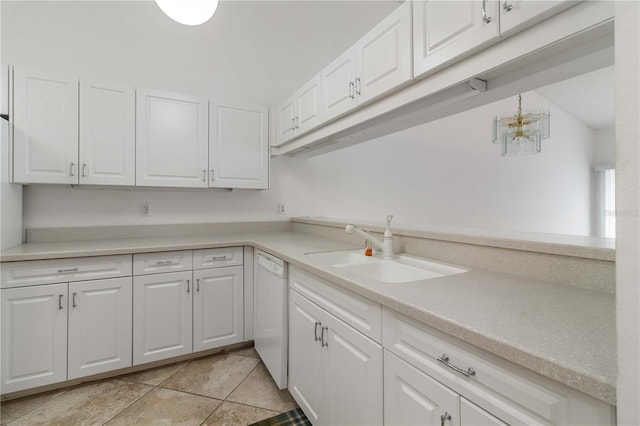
[254,250,288,389]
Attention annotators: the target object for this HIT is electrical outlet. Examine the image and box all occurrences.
[278,203,286,215]
[140,202,150,217]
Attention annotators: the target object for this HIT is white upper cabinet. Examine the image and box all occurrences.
[413,0,500,79]
[275,73,323,147]
[209,101,269,189]
[136,89,209,188]
[499,0,579,36]
[12,68,78,184]
[295,73,323,135]
[355,0,412,105]
[321,46,358,122]
[321,0,413,123]
[79,81,135,186]
[276,94,297,145]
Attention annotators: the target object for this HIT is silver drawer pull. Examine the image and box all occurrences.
[155,260,174,266]
[58,294,64,310]
[186,279,190,293]
[314,321,321,342]
[208,255,228,262]
[437,354,476,377]
[58,267,79,273]
[72,292,78,308]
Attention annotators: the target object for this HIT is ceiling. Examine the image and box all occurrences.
[535,65,615,130]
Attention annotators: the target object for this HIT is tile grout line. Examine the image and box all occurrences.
[99,380,155,426]
[2,385,74,425]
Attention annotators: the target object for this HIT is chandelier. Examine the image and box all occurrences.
[492,94,550,156]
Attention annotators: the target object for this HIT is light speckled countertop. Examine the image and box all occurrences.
[0,231,616,405]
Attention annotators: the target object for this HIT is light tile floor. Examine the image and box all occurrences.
[0,346,297,426]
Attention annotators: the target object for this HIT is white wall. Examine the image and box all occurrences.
[594,126,616,168]
[293,91,595,236]
[616,1,640,424]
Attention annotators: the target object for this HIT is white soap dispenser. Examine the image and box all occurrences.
[383,214,394,259]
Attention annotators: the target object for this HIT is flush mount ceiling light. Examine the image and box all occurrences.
[492,94,550,156]
[155,0,219,26]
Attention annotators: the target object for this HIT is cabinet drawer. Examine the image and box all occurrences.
[1,255,132,289]
[382,309,613,426]
[289,266,382,343]
[133,251,193,275]
[193,247,243,269]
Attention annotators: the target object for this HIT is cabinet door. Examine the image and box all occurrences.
[355,1,412,105]
[500,0,578,36]
[133,271,193,365]
[323,311,383,426]
[136,89,208,188]
[68,277,132,380]
[209,101,269,189]
[276,94,296,146]
[288,290,324,424]
[1,283,68,393]
[79,80,135,186]
[384,350,461,426]
[461,398,508,426]
[413,0,499,79]
[296,73,323,134]
[193,266,243,352]
[321,47,357,122]
[13,68,78,184]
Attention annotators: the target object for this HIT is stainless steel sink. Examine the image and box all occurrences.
[305,250,466,283]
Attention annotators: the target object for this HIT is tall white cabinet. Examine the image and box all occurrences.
[79,81,135,186]
[136,89,209,188]
[209,102,268,189]
[12,68,78,184]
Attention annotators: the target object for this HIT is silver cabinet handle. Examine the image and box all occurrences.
[82,163,88,177]
[437,354,476,377]
[155,260,173,266]
[58,294,63,310]
[355,77,361,96]
[440,412,452,426]
[210,169,215,182]
[69,162,76,177]
[202,169,206,182]
[291,117,295,130]
[321,326,328,347]
[482,0,492,23]
[58,267,79,273]
[186,279,190,293]
[295,116,300,129]
[196,278,200,292]
[314,321,321,342]
[209,255,228,262]
[72,292,77,308]
[503,0,513,12]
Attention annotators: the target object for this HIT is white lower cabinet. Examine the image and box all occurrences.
[288,289,383,425]
[133,271,193,365]
[133,250,245,365]
[385,349,507,426]
[68,277,132,380]
[1,283,68,393]
[193,266,244,351]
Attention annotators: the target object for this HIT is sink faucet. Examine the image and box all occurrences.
[345,215,394,259]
